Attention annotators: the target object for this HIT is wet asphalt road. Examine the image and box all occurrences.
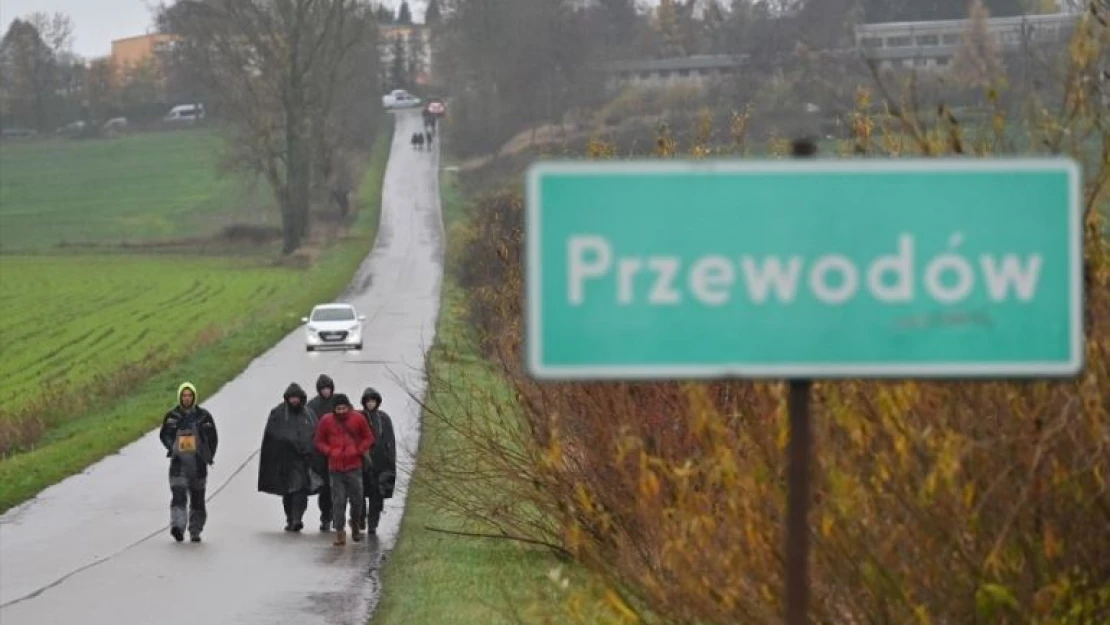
[0,110,443,625]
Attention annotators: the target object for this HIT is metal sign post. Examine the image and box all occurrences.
[784,138,816,625]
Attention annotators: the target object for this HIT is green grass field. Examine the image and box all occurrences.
[0,129,273,250]
[0,127,392,512]
[0,255,313,453]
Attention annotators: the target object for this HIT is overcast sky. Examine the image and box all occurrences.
[0,0,428,60]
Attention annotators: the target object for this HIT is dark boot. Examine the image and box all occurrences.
[171,527,184,542]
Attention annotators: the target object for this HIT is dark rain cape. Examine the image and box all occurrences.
[258,384,324,496]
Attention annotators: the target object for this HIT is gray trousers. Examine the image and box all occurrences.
[169,472,207,536]
[329,470,364,531]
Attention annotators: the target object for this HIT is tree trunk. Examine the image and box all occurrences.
[280,186,300,254]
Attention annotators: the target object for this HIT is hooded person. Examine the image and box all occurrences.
[314,393,374,546]
[258,383,324,532]
[307,374,337,531]
[159,382,218,543]
[358,387,396,535]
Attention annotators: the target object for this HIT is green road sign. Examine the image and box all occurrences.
[525,158,1083,380]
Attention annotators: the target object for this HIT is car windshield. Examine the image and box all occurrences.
[311,307,355,322]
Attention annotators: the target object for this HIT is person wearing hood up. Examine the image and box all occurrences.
[159,382,218,543]
[307,374,338,531]
[357,387,396,535]
[258,383,323,532]
[314,394,374,546]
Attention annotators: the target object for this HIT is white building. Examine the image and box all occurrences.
[605,55,749,91]
[853,12,1079,71]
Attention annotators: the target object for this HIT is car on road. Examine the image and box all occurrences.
[302,303,365,351]
[382,89,421,109]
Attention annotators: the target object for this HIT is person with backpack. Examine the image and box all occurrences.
[159,382,218,543]
[357,387,396,535]
[307,374,338,531]
[314,394,374,546]
[258,383,323,532]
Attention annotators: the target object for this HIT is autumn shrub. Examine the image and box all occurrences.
[422,6,1110,624]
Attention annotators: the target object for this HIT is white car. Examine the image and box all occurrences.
[382,89,421,109]
[302,303,365,351]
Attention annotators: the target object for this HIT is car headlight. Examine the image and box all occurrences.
[307,325,318,333]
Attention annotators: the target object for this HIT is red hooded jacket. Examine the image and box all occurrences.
[314,411,375,473]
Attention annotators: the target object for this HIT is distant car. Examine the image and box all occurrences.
[302,303,365,352]
[103,117,128,132]
[164,103,205,124]
[382,89,421,109]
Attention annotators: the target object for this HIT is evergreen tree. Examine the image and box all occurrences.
[397,0,413,25]
[389,35,408,88]
[424,0,442,26]
[655,0,687,57]
[375,4,394,23]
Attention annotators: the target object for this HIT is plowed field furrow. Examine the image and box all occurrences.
[1,256,298,417]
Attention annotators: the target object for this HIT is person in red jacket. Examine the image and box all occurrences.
[314,394,375,545]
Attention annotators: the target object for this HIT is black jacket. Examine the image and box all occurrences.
[258,383,321,496]
[306,374,337,479]
[160,406,218,479]
[359,386,397,498]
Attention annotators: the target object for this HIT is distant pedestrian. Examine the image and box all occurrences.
[258,383,323,532]
[314,394,374,546]
[307,374,337,531]
[425,130,433,149]
[159,382,218,543]
[415,132,425,150]
[357,387,396,535]
[411,132,421,150]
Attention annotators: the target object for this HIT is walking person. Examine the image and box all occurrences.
[307,374,338,531]
[314,394,374,546]
[159,382,218,543]
[357,387,396,535]
[258,383,323,532]
[425,129,433,150]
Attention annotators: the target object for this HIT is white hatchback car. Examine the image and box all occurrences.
[302,303,365,351]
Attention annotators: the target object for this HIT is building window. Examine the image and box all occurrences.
[639,71,650,79]
[861,37,883,48]
[936,56,950,66]
[916,35,939,46]
[678,69,690,77]
[942,33,961,45]
[886,36,912,47]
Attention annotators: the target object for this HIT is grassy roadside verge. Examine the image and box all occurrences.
[0,125,393,513]
[371,173,607,625]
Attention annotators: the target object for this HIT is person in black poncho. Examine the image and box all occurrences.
[258,383,323,532]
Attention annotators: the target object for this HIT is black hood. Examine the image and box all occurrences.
[361,386,382,408]
[315,374,335,394]
[284,383,308,405]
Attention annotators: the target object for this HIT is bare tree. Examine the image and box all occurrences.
[951,0,1007,90]
[159,0,374,254]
